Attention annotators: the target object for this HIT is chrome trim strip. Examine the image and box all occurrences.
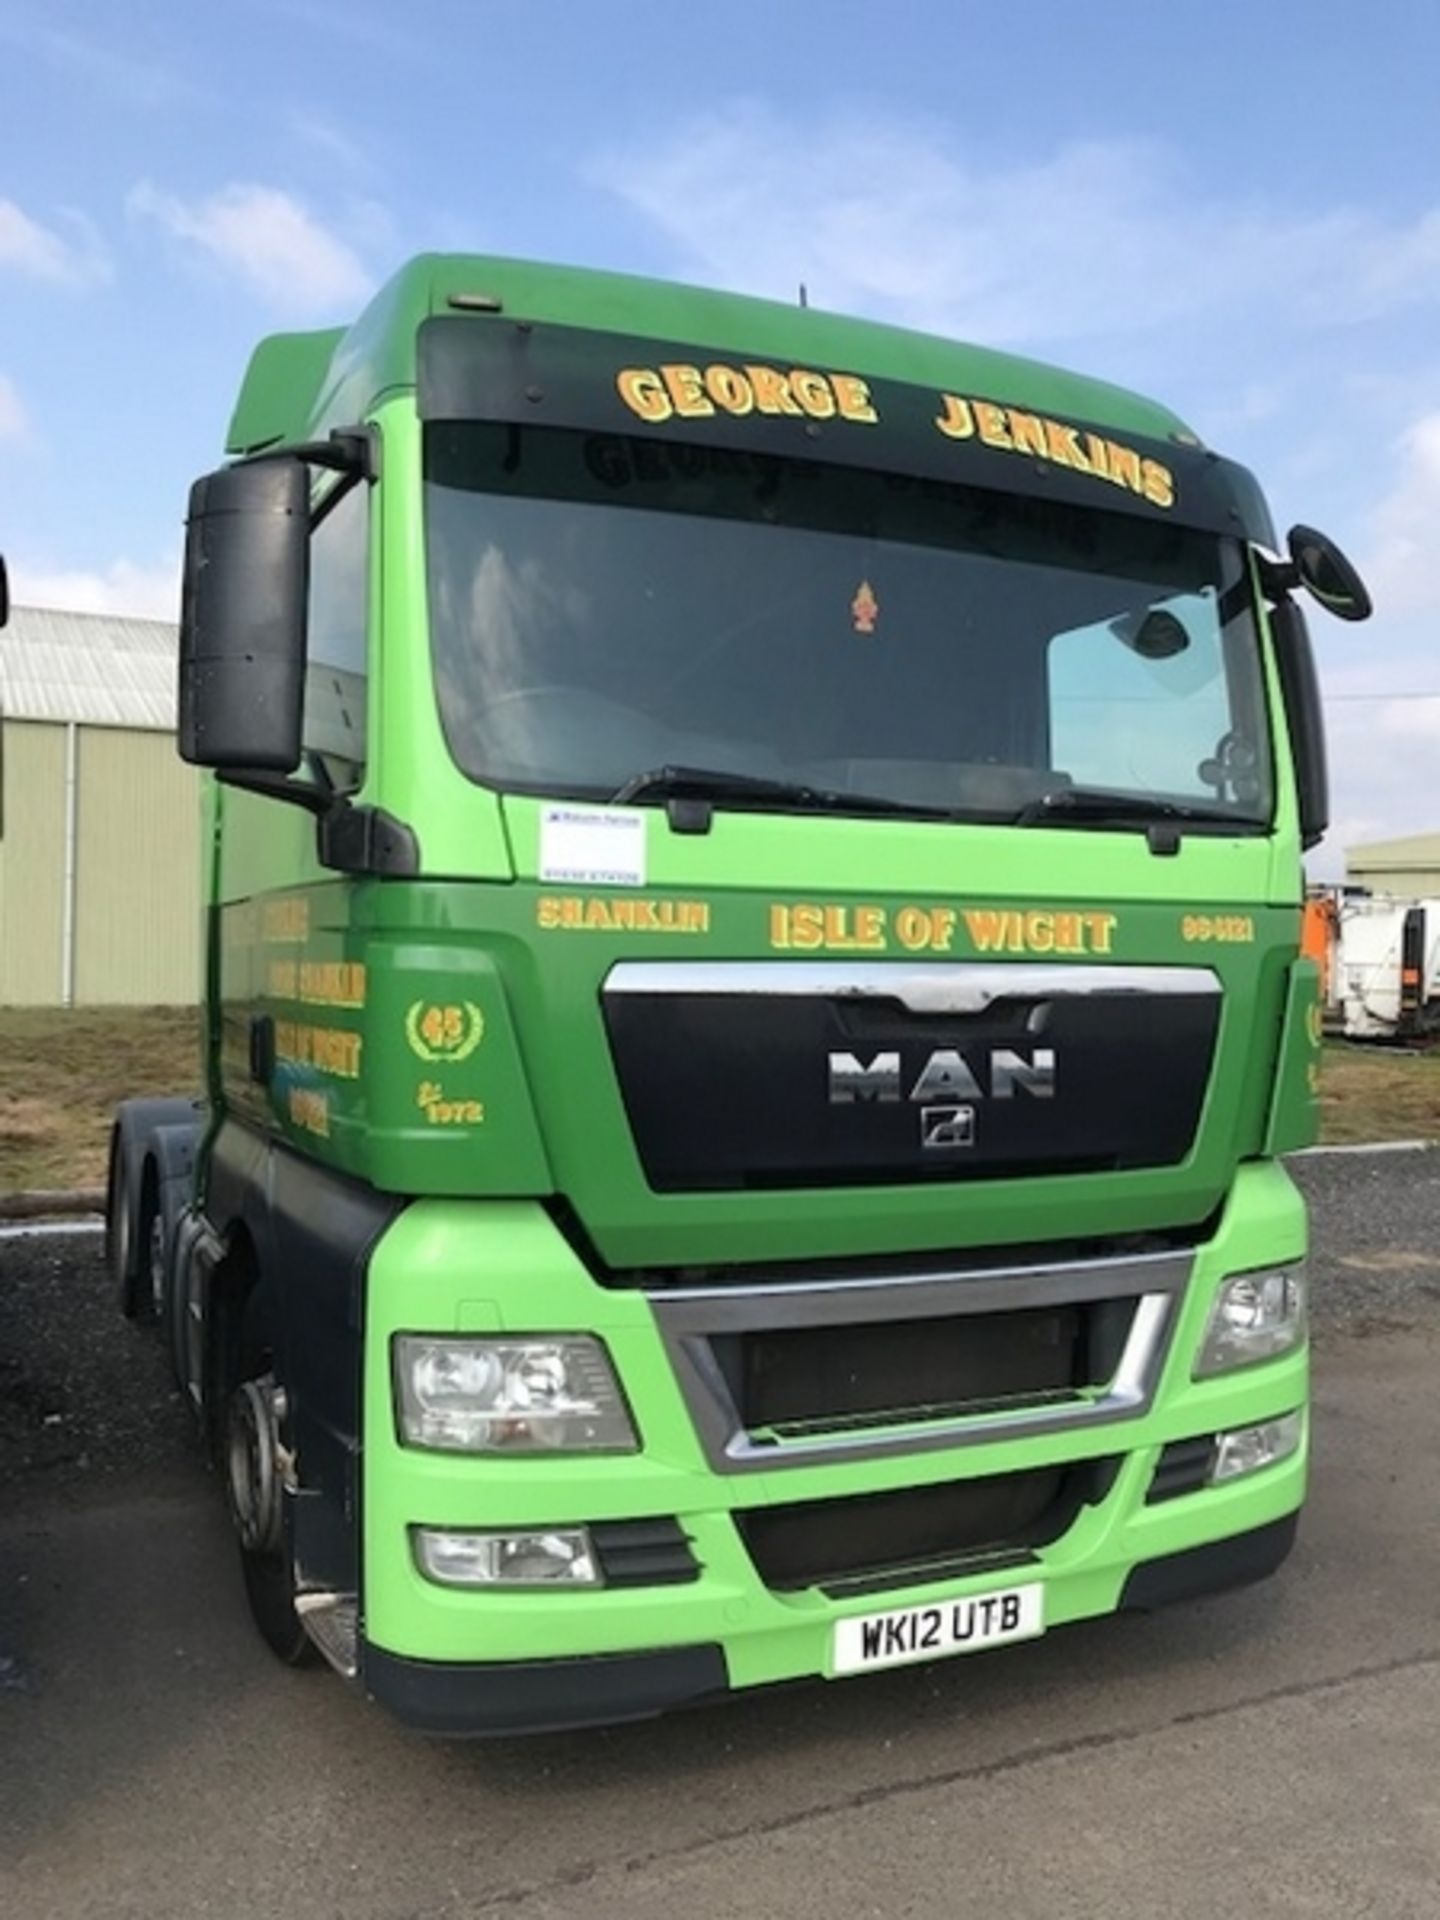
[650,1248,1191,1474]
[604,961,1221,1013]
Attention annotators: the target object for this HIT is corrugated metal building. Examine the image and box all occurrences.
[1345,831,1440,899]
[0,605,200,1005]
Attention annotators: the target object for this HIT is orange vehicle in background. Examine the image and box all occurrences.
[1302,891,1339,1006]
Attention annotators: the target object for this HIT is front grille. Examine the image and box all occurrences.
[736,1458,1119,1593]
[720,1301,1134,1439]
[603,962,1221,1192]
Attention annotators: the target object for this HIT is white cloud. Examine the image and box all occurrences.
[0,373,28,441]
[127,180,373,315]
[13,554,180,622]
[1364,413,1440,619]
[590,104,1440,349]
[0,197,107,286]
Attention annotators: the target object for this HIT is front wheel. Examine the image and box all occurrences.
[223,1288,317,1668]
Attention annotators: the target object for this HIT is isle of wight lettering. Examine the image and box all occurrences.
[768,901,1118,955]
[934,394,1175,510]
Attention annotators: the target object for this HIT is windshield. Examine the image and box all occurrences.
[424,425,1273,826]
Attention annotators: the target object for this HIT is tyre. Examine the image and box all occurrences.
[222,1286,317,1668]
[108,1133,142,1318]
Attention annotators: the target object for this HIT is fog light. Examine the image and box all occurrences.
[1209,1411,1303,1484]
[1195,1266,1307,1377]
[412,1526,601,1588]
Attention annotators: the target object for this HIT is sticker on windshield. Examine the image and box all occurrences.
[539,806,647,888]
[851,579,879,633]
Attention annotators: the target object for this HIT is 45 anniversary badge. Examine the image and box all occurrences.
[405,1000,485,1063]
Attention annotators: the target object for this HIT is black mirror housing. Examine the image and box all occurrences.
[1287,524,1372,623]
[179,458,309,771]
[1269,598,1329,850]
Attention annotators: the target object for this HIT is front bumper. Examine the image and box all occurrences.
[360,1514,1299,1736]
[360,1160,1308,1731]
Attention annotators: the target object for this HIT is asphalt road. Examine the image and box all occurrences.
[2,1150,1439,1917]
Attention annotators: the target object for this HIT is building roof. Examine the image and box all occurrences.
[0,604,179,729]
[1347,831,1440,863]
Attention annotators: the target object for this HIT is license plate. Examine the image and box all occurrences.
[832,1582,1044,1675]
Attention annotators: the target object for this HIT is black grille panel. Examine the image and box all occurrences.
[604,969,1220,1192]
[737,1459,1119,1593]
[1147,1435,1216,1503]
[591,1519,699,1587]
[723,1302,1131,1437]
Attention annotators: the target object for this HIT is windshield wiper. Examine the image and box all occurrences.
[1013,785,1258,835]
[611,764,957,829]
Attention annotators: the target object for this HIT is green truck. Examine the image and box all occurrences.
[106,254,1371,1735]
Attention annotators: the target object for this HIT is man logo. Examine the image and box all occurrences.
[828,1046,1057,1104]
[920,1104,975,1150]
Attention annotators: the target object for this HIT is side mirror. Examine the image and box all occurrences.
[1269,599,1328,850]
[1286,525,1372,623]
[0,553,10,628]
[179,458,309,771]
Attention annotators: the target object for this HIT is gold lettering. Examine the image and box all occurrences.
[1008,411,1049,458]
[789,904,826,950]
[790,369,837,419]
[1052,911,1084,954]
[616,367,671,422]
[1141,458,1175,508]
[1024,911,1055,952]
[1084,911,1117,954]
[934,393,975,440]
[894,905,931,950]
[1107,444,1143,494]
[659,363,714,419]
[1044,420,1090,472]
[853,905,887,949]
[746,365,802,416]
[974,401,1013,450]
[831,373,878,423]
[963,909,1009,953]
[704,364,754,414]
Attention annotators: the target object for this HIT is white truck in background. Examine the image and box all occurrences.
[1334,893,1440,1041]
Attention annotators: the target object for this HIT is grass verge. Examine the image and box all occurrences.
[1318,1041,1440,1147]
[0,1007,201,1193]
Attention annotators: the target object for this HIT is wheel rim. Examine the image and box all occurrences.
[226,1376,285,1556]
[147,1209,166,1319]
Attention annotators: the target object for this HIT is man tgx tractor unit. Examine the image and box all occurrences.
[107,255,1369,1735]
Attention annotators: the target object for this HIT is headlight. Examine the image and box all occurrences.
[393,1335,637,1453]
[1194,1266,1307,1377]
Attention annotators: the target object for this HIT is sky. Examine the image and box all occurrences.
[3,0,1440,872]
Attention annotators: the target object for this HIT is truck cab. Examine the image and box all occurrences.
[109,255,1369,1733]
